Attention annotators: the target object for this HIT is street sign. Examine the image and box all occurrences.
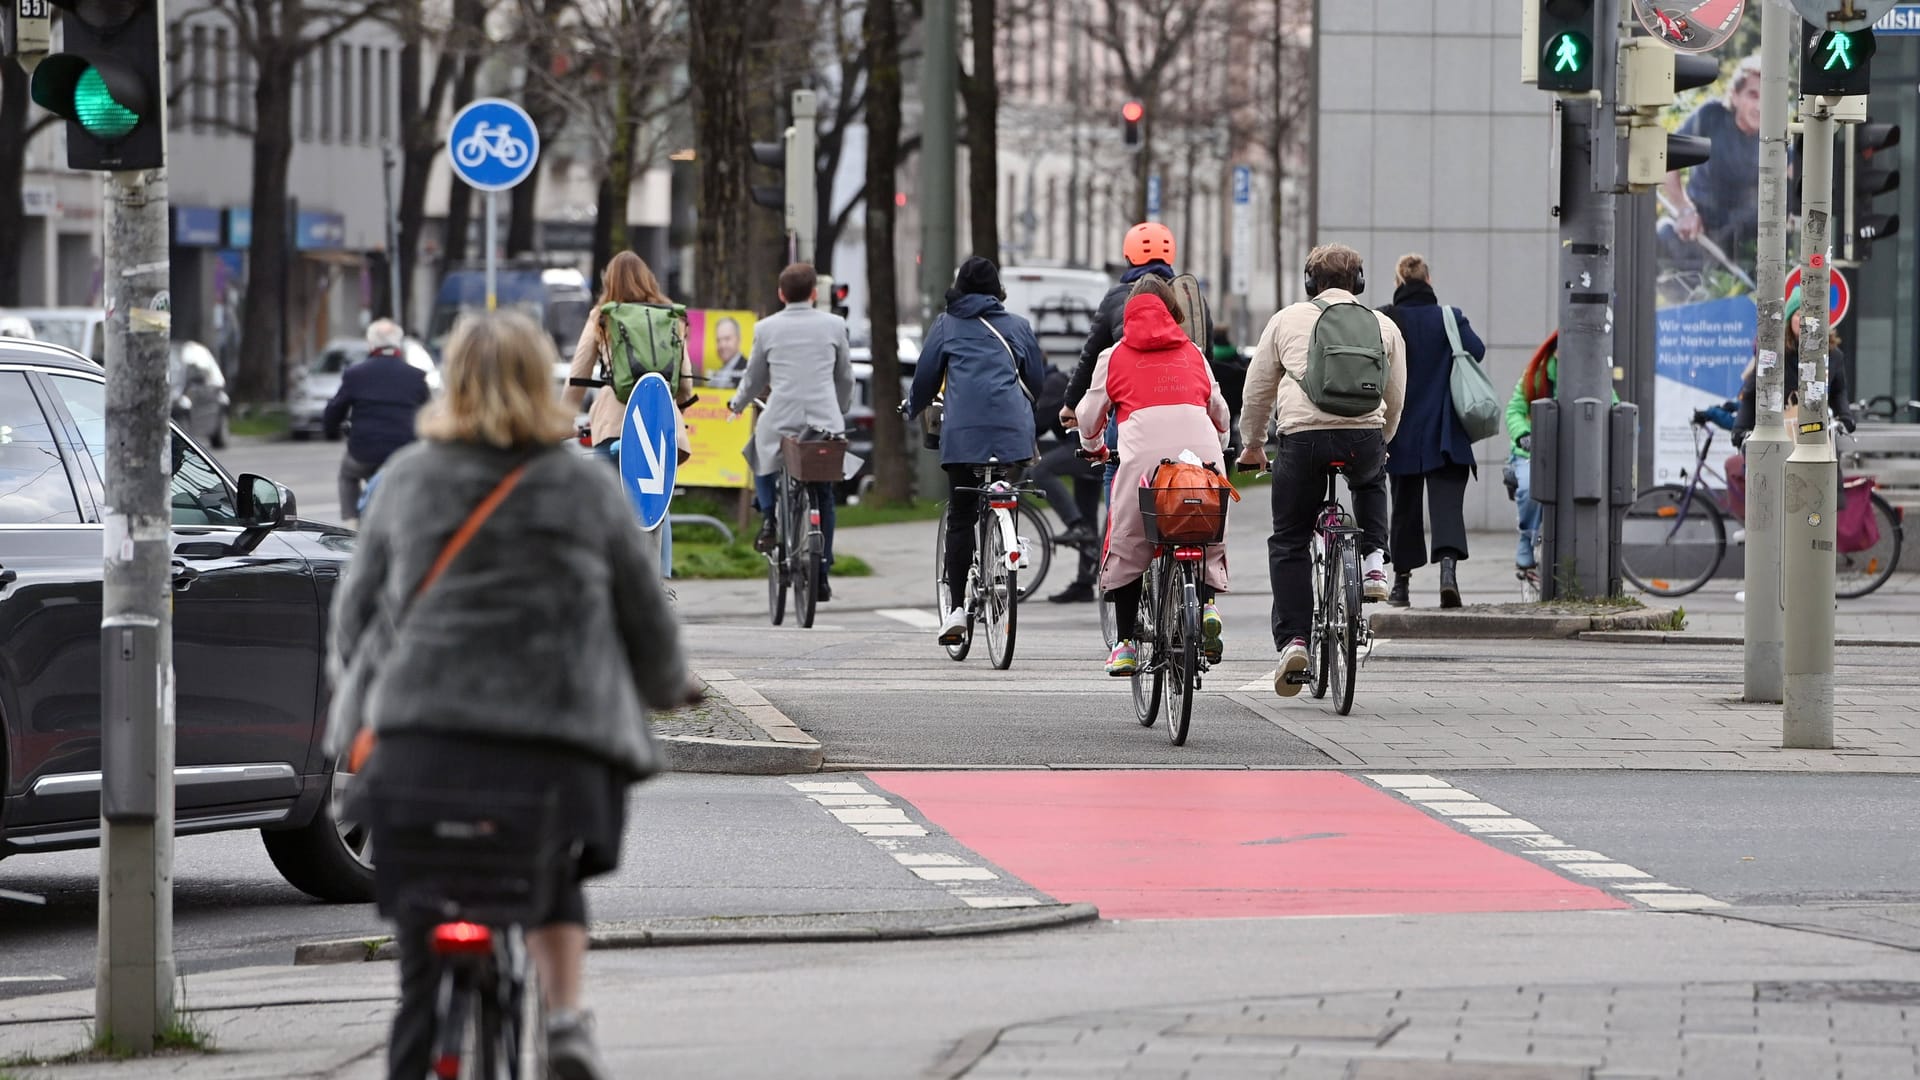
[1784,265,1851,326]
[1792,0,1897,30]
[1633,0,1746,54]
[1230,165,1252,297]
[620,372,677,531]
[446,97,540,192]
[1146,174,1162,222]
[1874,3,1920,31]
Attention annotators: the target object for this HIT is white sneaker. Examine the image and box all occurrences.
[936,608,969,645]
[1734,590,1746,604]
[1273,638,1310,698]
[1731,528,1747,545]
[1361,551,1389,602]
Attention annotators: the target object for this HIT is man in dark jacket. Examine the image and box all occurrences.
[1062,222,1213,413]
[324,319,432,524]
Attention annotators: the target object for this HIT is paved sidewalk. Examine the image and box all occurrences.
[956,980,1920,1079]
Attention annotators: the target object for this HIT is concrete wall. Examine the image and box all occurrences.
[1316,0,1559,537]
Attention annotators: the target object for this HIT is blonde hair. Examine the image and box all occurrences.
[418,312,575,449]
[1394,253,1430,286]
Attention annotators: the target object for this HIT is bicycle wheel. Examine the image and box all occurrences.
[767,547,788,626]
[1837,491,1904,599]
[1308,534,1330,700]
[934,505,971,661]
[1620,483,1726,597]
[982,512,1018,669]
[1165,562,1200,747]
[1132,562,1163,726]
[1333,541,1361,716]
[791,482,818,629]
[1015,502,1053,601]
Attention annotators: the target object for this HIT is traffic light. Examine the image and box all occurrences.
[1122,100,1143,147]
[1844,119,1901,261]
[29,1,164,171]
[1803,25,1875,97]
[1620,40,1716,187]
[749,135,789,214]
[829,281,851,319]
[1536,0,1601,93]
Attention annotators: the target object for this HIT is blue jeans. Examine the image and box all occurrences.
[1512,454,1541,569]
[755,472,836,579]
[596,440,671,577]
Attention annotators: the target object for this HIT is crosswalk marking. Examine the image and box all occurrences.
[876,608,942,629]
[789,778,1044,908]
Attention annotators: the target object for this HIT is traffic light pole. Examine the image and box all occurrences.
[919,0,956,321]
[1744,0,1792,704]
[97,144,176,1048]
[1783,94,1838,749]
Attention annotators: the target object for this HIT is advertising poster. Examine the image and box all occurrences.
[1652,18,1763,482]
[679,309,758,489]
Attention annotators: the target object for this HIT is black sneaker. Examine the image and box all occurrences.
[753,516,777,554]
[1059,520,1097,546]
[816,578,832,603]
[1048,580,1097,604]
[1387,574,1411,608]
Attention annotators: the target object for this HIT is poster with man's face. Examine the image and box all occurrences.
[688,310,756,390]
[678,309,759,489]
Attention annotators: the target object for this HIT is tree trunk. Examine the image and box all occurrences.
[0,61,30,307]
[864,0,910,505]
[688,0,759,308]
[604,70,636,257]
[507,0,571,257]
[236,46,298,403]
[395,42,453,330]
[591,176,614,292]
[441,53,481,268]
[964,0,998,261]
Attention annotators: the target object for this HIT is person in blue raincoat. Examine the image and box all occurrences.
[908,256,1049,644]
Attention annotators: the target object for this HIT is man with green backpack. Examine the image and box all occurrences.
[1237,244,1407,697]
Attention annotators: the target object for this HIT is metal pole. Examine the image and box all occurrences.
[96,3,175,1044]
[484,189,497,311]
[790,89,818,266]
[1783,95,1837,749]
[383,144,402,327]
[920,0,956,320]
[1745,0,1792,704]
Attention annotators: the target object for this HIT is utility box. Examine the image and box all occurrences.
[1530,398,1560,506]
[1570,397,1607,504]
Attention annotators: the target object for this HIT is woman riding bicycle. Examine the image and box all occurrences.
[908,256,1050,645]
[328,312,686,1080]
[1074,276,1232,676]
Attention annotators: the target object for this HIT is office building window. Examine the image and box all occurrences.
[379,49,392,140]
[240,51,254,133]
[338,44,353,142]
[360,45,372,143]
[189,25,207,132]
[213,27,230,131]
[168,22,184,130]
[299,56,313,141]
[319,47,332,141]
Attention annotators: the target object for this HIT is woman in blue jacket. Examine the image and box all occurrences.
[1379,254,1486,608]
[908,256,1050,644]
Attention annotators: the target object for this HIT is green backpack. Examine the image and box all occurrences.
[1294,297,1389,417]
[599,301,688,402]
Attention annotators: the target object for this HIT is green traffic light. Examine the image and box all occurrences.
[1552,32,1584,73]
[72,67,140,139]
[1824,31,1855,71]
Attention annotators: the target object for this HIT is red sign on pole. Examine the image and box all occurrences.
[1784,266,1851,327]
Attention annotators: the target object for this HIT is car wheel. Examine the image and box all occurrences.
[261,771,375,903]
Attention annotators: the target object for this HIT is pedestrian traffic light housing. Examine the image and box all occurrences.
[1122,100,1143,147]
[1803,26,1875,97]
[1619,40,1716,187]
[1844,119,1901,262]
[29,1,164,171]
[1536,0,1601,93]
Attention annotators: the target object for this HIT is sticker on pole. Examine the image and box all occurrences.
[620,372,677,531]
[1784,265,1850,327]
[1633,0,1746,53]
[1791,0,1898,30]
[446,98,540,192]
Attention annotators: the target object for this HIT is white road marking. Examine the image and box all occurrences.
[877,608,942,629]
[963,896,1043,908]
[790,779,1046,907]
[808,793,890,806]
[851,823,929,837]
[893,853,968,866]
[0,975,67,983]
[829,807,911,824]
[1364,777,1726,913]
[1238,672,1277,693]
[910,866,999,882]
[791,781,868,794]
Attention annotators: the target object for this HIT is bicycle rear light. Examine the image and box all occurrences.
[1174,546,1206,562]
[431,921,494,956]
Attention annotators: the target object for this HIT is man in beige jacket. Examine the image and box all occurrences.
[1236,244,1408,696]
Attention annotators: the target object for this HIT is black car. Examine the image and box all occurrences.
[0,339,370,902]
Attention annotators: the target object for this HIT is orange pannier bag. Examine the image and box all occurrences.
[1137,459,1240,545]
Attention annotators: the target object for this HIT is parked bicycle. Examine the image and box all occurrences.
[767,434,845,628]
[1126,465,1234,746]
[371,787,560,1080]
[1619,408,1901,599]
[934,461,1033,669]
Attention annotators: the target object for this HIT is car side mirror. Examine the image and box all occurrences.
[235,473,294,529]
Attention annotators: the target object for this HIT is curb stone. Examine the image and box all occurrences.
[659,669,822,774]
[1582,629,1920,648]
[1368,604,1679,639]
[292,903,1099,965]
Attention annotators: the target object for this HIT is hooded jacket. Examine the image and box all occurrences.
[909,292,1049,465]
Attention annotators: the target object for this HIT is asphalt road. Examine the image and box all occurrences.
[214,436,353,524]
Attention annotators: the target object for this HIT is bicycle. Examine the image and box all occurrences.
[934,461,1033,669]
[1121,493,1226,745]
[1263,461,1370,716]
[454,122,531,170]
[370,787,560,1080]
[767,435,841,629]
[1619,409,1902,599]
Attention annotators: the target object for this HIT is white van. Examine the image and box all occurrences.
[3,308,106,365]
[997,266,1113,367]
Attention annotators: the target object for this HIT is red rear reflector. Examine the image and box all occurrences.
[1174,546,1206,561]
[1655,506,1678,519]
[809,509,821,526]
[434,1054,462,1078]
[989,499,1019,509]
[431,921,493,956]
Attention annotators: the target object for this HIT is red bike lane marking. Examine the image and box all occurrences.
[868,771,1628,920]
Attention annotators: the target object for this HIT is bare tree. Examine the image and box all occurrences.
[957,0,997,261]
[1084,0,1213,223]
[0,61,59,307]
[863,0,911,503]
[386,0,489,329]
[687,0,774,308]
[504,0,572,256]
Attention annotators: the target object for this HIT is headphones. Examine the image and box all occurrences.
[1304,262,1365,298]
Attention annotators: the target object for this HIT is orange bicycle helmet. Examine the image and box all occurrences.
[1122,222,1176,267]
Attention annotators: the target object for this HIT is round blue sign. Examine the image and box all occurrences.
[447,98,540,192]
[619,373,678,531]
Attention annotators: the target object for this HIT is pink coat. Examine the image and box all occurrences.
[1075,296,1232,592]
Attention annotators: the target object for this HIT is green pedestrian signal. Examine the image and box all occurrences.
[28,1,164,170]
[1803,27,1875,97]
[1824,31,1854,71]
[1538,30,1593,92]
[72,67,142,139]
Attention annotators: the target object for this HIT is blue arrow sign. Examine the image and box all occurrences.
[447,98,540,192]
[620,373,677,531]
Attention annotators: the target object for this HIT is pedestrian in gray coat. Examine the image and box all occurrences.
[727,263,854,597]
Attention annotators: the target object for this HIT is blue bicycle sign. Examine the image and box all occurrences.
[446,98,540,191]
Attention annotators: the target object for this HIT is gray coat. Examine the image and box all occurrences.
[727,302,854,477]
[324,441,682,779]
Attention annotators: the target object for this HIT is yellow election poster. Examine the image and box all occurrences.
[679,309,757,488]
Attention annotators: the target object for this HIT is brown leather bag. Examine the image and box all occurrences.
[1139,459,1240,545]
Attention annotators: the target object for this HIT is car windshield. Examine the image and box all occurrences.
[311,345,365,375]
[28,317,88,353]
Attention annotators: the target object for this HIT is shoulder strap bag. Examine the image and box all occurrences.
[977,316,1035,402]
[1442,305,1503,444]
